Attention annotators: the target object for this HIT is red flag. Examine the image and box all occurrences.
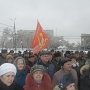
[32,21,49,54]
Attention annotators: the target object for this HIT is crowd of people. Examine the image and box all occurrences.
[0,49,90,90]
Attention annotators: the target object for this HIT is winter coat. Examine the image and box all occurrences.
[52,68,78,88]
[15,69,28,88]
[80,75,90,90]
[0,54,6,65]
[52,58,62,72]
[80,68,90,90]
[0,80,23,90]
[24,73,53,90]
[53,85,61,90]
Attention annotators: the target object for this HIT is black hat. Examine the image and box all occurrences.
[53,51,61,57]
[1,49,7,53]
[61,58,71,66]
[23,50,29,54]
[9,50,14,53]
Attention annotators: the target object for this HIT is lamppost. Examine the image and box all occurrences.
[10,18,17,51]
[81,38,85,51]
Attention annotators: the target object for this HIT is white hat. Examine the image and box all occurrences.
[0,63,17,76]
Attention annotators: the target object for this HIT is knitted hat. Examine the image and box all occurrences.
[30,65,45,74]
[0,63,17,76]
[40,51,51,56]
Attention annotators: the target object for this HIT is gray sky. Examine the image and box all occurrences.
[0,0,90,43]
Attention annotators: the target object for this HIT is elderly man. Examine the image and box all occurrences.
[37,50,55,79]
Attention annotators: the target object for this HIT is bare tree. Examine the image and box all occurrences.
[0,27,13,48]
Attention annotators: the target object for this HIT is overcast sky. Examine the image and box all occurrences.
[0,0,90,43]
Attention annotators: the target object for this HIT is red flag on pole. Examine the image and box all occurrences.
[32,21,49,54]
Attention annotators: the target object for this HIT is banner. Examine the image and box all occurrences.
[32,21,49,54]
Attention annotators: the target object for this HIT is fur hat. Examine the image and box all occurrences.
[30,65,45,74]
[80,64,90,75]
[14,56,26,69]
[6,55,13,60]
[0,63,17,76]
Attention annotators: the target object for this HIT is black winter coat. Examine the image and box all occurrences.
[80,73,90,90]
[0,80,23,90]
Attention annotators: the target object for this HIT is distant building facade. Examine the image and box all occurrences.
[81,34,90,50]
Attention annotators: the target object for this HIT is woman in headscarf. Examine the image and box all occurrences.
[14,57,29,88]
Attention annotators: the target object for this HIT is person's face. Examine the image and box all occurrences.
[24,53,29,58]
[33,70,43,82]
[17,59,24,70]
[48,54,53,61]
[40,54,50,62]
[0,72,15,86]
[66,83,76,90]
[2,53,7,58]
[63,61,72,71]
[75,54,79,59]
[7,58,13,63]
[10,52,14,56]
[55,57,61,61]
[71,58,77,64]
[28,57,36,63]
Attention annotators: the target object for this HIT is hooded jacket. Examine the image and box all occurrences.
[24,73,52,90]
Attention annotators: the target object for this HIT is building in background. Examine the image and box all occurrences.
[81,34,90,50]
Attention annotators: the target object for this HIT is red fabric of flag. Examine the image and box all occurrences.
[32,21,49,54]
